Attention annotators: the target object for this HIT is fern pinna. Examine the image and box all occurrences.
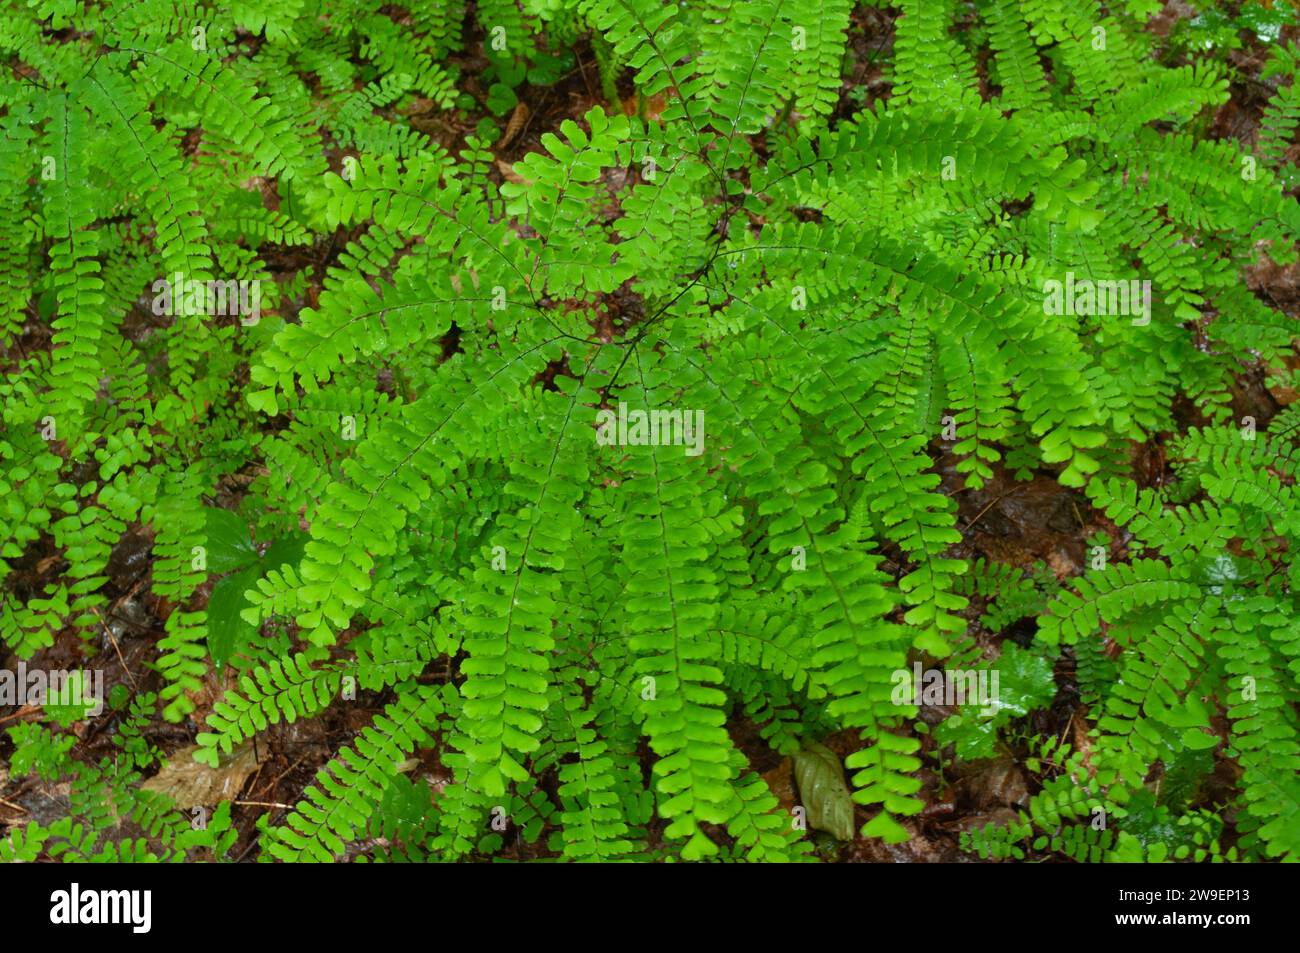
[1,0,1298,863]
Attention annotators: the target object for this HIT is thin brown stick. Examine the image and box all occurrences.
[92,606,139,691]
[0,705,42,725]
[961,486,1023,533]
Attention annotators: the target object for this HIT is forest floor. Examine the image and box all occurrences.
[2,1,1299,862]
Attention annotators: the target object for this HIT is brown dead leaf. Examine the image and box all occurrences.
[1072,711,1097,777]
[962,757,1030,810]
[1267,355,1300,406]
[956,807,1022,837]
[141,741,265,809]
[404,96,438,118]
[760,757,797,815]
[499,102,530,148]
[496,159,528,186]
[621,91,667,120]
[424,765,452,804]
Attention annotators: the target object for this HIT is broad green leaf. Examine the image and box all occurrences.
[207,564,262,670]
[793,742,855,841]
[203,507,259,573]
[982,643,1056,719]
[934,712,1000,762]
[263,530,308,571]
[45,670,100,726]
[862,810,910,844]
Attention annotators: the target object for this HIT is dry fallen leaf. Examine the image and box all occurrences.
[621,91,667,120]
[1267,358,1299,406]
[499,101,530,148]
[760,757,797,815]
[496,159,529,186]
[963,757,1030,810]
[141,741,265,809]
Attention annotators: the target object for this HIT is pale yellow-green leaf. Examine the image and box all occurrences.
[793,742,855,841]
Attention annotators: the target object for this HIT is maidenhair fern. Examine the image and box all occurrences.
[1,0,1298,864]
